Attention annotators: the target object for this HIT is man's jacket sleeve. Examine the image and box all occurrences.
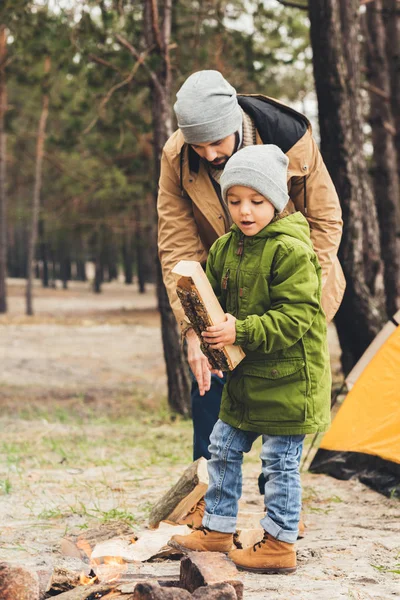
[288,130,343,288]
[234,244,321,353]
[157,149,208,332]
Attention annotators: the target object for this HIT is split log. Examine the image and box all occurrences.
[172,260,245,371]
[149,458,208,529]
[0,562,40,600]
[132,581,192,599]
[47,583,116,599]
[180,553,243,600]
[192,582,237,599]
[45,566,80,595]
[91,523,188,563]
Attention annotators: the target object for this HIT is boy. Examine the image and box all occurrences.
[169,145,331,573]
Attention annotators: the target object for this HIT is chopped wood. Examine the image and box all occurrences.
[45,566,80,595]
[132,581,192,599]
[91,523,189,563]
[0,562,40,600]
[180,552,243,600]
[172,260,245,371]
[148,458,208,529]
[47,583,116,599]
[192,582,237,599]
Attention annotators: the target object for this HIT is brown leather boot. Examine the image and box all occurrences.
[228,531,296,574]
[298,518,306,539]
[168,526,233,554]
[173,498,205,528]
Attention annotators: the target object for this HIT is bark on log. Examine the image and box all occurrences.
[46,566,80,595]
[192,583,237,599]
[173,261,245,371]
[0,562,40,600]
[148,458,208,529]
[132,581,191,599]
[180,553,243,600]
[48,583,116,599]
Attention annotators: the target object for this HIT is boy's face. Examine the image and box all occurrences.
[191,134,236,169]
[227,185,275,236]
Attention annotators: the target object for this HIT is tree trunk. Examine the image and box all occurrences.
[136,225,146,294]
[364,0,400,316]
[93,228,104,294]
[76,260,87,282]
[122,233,134,285]
[142,0,190,415]
[38,220,49,287]
[381,0,400,182]
[26,56,50,315]
[308,0,386,374]
[0,25,7,313]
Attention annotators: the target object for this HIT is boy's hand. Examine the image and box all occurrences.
[202,313,237,349]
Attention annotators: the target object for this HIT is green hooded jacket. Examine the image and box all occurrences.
[206,212,331,435]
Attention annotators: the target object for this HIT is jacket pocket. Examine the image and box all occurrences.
[242,359,307,423]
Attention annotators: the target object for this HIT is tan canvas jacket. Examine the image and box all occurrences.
[157,94,346,331]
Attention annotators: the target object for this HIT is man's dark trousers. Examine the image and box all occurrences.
[191,372,225,460]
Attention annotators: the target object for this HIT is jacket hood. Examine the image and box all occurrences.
[231,212,313,249]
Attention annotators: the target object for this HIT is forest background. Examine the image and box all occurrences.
[0,0,399,415]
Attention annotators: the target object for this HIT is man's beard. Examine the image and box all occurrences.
[203,131,241,170]
[205,157,229,170]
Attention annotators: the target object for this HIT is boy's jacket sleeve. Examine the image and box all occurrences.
[234,244,321,353]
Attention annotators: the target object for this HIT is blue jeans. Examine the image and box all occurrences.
[203,419,305,543]
[191,372,225,460]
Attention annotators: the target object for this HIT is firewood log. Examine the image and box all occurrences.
[148,458,208,529]
[172,261,245,371]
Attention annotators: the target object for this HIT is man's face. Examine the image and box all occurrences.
[190,134,236,169]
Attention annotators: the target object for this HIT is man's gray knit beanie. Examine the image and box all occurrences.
[221,145,290,212]
[174,70,243,144]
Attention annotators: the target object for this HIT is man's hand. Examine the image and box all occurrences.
[186,328,214,396]
[202,313,237,349]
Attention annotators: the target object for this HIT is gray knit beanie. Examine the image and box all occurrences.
[174,70,243,144]
[220,145,289,212]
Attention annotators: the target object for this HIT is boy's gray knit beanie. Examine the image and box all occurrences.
[174,70,243,144]
[220,145,289,212]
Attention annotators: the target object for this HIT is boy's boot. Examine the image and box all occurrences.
[298,518,305,539]
[172,498,205,528]
[228,531,296,574]
[168,526,233,554]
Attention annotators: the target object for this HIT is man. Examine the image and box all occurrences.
[157,70,345,468]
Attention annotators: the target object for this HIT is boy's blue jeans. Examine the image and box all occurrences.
[202,419,305,544]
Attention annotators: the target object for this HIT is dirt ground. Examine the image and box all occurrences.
[0,279,399,600]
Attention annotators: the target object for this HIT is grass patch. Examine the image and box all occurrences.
[371,563,400,575]
[0,478,12,494]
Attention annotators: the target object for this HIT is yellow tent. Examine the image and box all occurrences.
[309,310,400,497]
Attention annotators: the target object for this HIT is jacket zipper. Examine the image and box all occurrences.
[222,268,230,290]
[235,233,245,316]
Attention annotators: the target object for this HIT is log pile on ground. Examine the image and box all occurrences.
[0,552,243,599]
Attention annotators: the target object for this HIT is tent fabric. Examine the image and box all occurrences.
[309,319,400,498]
